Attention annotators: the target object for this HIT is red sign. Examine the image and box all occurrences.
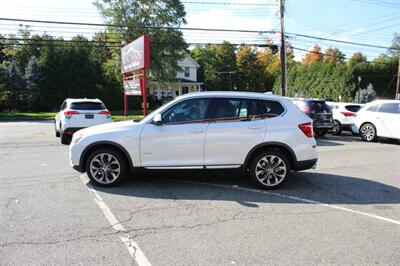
[121,35,150,73]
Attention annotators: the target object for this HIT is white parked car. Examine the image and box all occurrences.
[352,100,400,142]
[326,102,364,135]
[69,92,318,189]
[55,98,112,145]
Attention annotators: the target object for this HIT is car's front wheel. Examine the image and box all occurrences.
[249,150,290,189]
[86,148,127,186]
[360,123,377,142]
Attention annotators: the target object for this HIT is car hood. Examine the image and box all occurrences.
[76,120,139,136]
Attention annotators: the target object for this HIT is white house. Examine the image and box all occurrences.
[149,54,203,100]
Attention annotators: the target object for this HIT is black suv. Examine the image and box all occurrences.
[292,99,333,136]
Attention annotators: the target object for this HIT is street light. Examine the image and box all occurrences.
[358,76,362,103]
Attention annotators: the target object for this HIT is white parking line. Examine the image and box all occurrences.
[80,175,151,266]
[176,180,400,226]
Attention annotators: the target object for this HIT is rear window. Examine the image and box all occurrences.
[260,100,285,118]
[305,101,331,113]
[345,105,362,113]
[69,102,105,110]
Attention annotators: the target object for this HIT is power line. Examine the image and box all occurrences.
[181,1,277,5]
[0,17,398,50]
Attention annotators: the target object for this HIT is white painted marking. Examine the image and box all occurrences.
[176,180,400,226]
[80,175,151,266]
[41,164,47,167]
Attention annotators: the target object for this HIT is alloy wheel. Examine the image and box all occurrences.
[361,124,375,141]
[89,153,121,184]
[255,155,287,187]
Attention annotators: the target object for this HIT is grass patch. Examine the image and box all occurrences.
[0,110,147,122]
[0,112,56,121]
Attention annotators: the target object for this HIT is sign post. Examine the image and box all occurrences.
[121,35,150,116]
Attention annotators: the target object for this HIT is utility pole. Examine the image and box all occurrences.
[279,0,287,96]
[396,57,400,100]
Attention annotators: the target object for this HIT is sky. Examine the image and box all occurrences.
[0,0,399,61]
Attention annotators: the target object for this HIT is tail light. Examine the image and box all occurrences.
[341,111,356,117]
[303,107,315,114]
[99,110,111,119]
[298,122,314,138]
[64,110,79,119]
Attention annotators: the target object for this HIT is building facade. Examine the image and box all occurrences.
[149,54,203,100]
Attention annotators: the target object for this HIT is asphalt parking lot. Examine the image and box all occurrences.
[1,121,399,265]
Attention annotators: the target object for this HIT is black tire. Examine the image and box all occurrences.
[249,150,290,189]
[85,148,127,187]
[315,129,327,137]
[55,121,60,137]
[60,133,71,145]
[331,120,342,135]
[360,123,377,142]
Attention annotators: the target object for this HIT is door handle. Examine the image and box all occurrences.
[248,126,263,130]
[190,129,204,133]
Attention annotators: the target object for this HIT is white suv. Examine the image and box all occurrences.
[69,92,318,189]
[55,98,112,145]
[352,100,400,142]
[327,102,364,135]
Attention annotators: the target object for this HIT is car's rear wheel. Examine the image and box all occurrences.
[86,149,127,187]
[331,120,342,135]
[249,151,290,189]
[55,126,60,137]
[360,123,377,142]
[60,133,71,145]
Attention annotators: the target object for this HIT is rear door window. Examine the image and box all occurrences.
[69,102,106,110]
[367,104,379,112]
[378,103,400,114]
[345,105,362,112]
[209,98,262,122]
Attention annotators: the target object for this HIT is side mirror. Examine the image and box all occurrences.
[153,113,163,125]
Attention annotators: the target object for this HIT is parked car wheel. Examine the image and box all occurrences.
[85,148,127,187]
[55,123,60,137]
[60,132,71,145]
[315,129,327,137]
[360,123,377,142]
[249,150,290,189]
[331,120,342,135]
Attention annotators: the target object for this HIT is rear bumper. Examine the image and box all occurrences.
[63,127,85,135]
[294,158,318,171]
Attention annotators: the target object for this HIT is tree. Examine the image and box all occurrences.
[25,56,41,110]
[324,47,345,64]
[388,33,400,57]
[236,46,265,92]
[94,0,187,81]
[348,52,367,66]
[302,44,323,64]
[355,83,377,103]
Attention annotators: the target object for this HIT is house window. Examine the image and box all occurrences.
[184,67,190,77]
[182,87,189,94]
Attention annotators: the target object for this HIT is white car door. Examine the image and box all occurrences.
[204,98,265,167]
[140,98,212,168]
[376,103,400,138]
